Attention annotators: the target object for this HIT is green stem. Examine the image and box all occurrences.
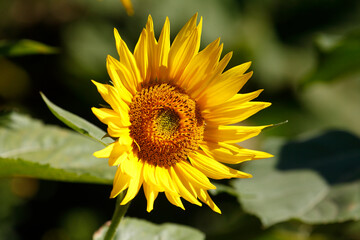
[104,191,131,240]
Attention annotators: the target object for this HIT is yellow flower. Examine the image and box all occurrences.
[120,0,134,16]
[92,14,273,213]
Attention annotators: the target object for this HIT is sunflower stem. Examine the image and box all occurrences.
[104,192,130,240]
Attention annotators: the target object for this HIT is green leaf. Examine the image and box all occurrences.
[0,39,58,56]
[41,92,112,146]
[93,217,205,240]
[232,158,329,227]
[0,112,115,184]
[300,75,360,135]
[301,31,360,88]
[232,131,360,227]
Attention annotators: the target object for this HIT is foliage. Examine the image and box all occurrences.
[232,131,360,227]
[0,40,58,57]
[0,112,114,184]
[94,218,205,240]
[301,31,360,87]
[41,93,112,146]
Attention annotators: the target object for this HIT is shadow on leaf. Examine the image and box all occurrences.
[276,130,360,185]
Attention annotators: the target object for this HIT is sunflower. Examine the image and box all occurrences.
[92,14,272,213]
[119,0,134,16]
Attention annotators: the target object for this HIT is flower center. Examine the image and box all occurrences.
[155,108,180,136]
[128,83,204,167]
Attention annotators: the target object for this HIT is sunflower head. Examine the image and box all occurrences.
[128,83,205,168]
[92,13,273,213]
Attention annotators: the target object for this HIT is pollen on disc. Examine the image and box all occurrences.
[128,83,205,167]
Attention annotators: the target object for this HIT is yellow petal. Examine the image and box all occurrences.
[107,137,133,166]
[134,29,148,82]
[93,142,115,158]
[200,141,273,165]
[143,182,159,212]
[118,131,133,145]
[110,167,131,198]
[169,166,202,206]
[205,102,272,126]
[197,189,221,214]
[155,166,178,195]
[143,15,157,83]
[206,90,264,112]
[108,122,130,138]
[175,169,199,199]
[167,15,202,81]
[114,28,142,90]
[143,162,163,192]
[91,80,112,107]
[107,55,138,96]
[222,143,274,160]
[106,56,134,102]
[121,160,144,205]
[191,51,233,101]
[200,141,255,164]
[189,152,252,179]
[120,0,134,16]
[197,68,253,109]
[179,38,222,93]
[91,107,126,126]
[165,192,185,210]
[145,15,156,46]
[106,85,130,120]
[119,156,139,178]
[91,80,130,121]
[172,13,200,50]
[175,161,215,190]
[156,17,170,80]
[204,125,269,143]
[109,151,128,167]
[210,51,233,80]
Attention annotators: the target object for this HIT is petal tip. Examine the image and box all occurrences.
[198,16,203,26]
[264,102,272,108]
[114,28,120,36]
[146,15,154,29]
[110,191,119,199]
[214,207,222,214]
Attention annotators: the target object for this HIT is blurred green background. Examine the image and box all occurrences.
[1,0,359,239]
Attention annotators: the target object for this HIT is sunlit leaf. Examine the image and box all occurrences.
[0,39,58,56]
[232,158,329,227]
[93,217,205,240]
[300,75,360,136]
[41,92,112,146]
[232,130,360,227]
[0,112,114,184]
